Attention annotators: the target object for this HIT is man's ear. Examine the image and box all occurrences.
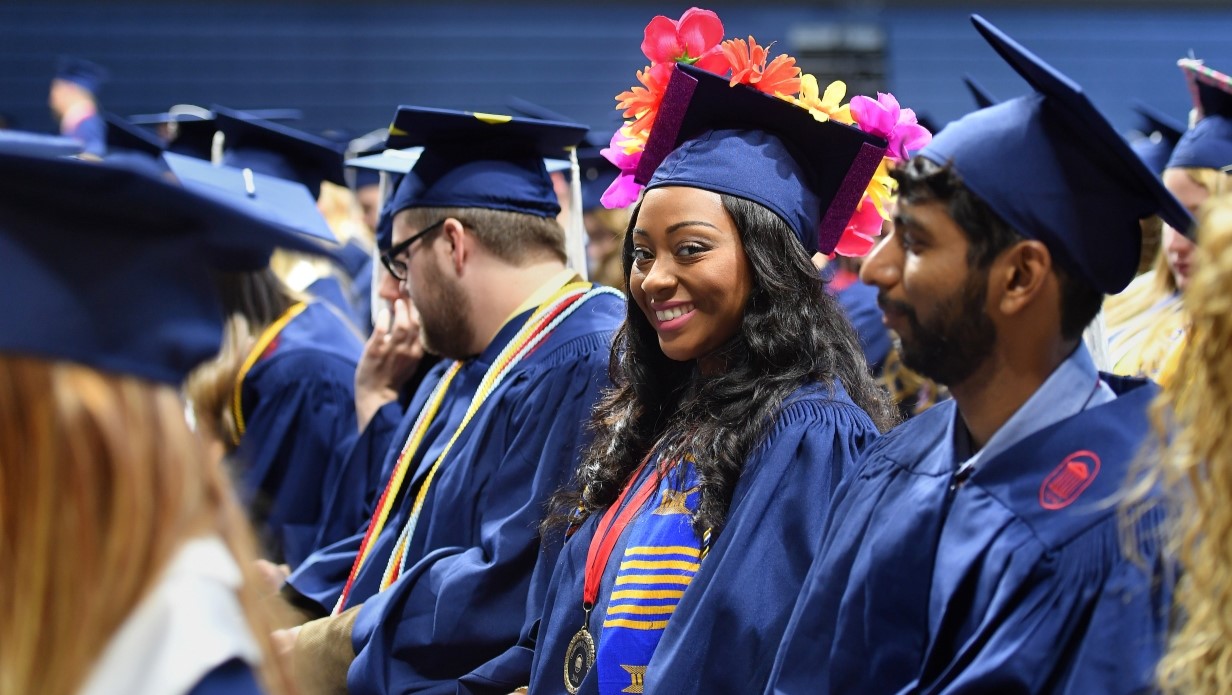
[992,239,1053,318]
[441,217,469,277]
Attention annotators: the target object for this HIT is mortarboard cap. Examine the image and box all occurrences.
[54,56,109,95]
[103,112,165,159]
[0,130,84,159]
[921,15,1192,295]
[638,62,888,255]
[167,115,218,160]
[963,74,1000,110]
[0,153,334,384]
[1129,100,1184,174]
[163,152,339,251]
[214,105,346,199]
[345,148,417,250]
[1166,59,1232,171]
[385,107,588,219]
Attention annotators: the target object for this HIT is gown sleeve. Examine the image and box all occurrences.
[184,658,265,695]
[312,398,406,555]
[237,350,361,568]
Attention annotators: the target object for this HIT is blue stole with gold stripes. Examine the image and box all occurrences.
[596,460,703,695]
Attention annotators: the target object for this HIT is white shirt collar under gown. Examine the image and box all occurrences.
[77,536,262,695]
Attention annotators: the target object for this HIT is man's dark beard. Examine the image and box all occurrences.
[415,256,476,360]
[880,271,996,387]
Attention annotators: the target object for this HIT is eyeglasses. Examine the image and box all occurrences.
[380,218,446,281]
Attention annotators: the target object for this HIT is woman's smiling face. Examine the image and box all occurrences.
[628,186,753,367]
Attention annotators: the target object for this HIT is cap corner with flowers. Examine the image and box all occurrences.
[600,7,931,258]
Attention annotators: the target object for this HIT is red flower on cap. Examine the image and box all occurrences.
[641,8,727,75]
[834,195,885,257]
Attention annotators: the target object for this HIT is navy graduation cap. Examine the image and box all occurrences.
[103,112,165,158]
[921,15,1193,295]
[167,115,218,160]
[163,152,339,250]
[634,62,889,256]
[346,148,419,250]
[507,98,621,209]
[579,142,620,211]
[1166,59,1232,171]
[1129,100,1184,174]
[963,74,1000,110]
[384,107,589,219]
[214,105,346,199]
[0,130,84,159]
[0,153,334,384]
[54,56,108,94]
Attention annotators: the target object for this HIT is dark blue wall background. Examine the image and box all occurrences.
[2,3,1230,140]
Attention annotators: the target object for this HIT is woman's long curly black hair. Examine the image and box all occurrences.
[545,193,898,537]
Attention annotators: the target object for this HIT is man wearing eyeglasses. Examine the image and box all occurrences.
[271,107,624,695]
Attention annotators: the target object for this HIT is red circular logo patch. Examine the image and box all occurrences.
[1039,450,1101,510]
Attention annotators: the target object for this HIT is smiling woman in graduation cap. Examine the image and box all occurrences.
[0,133,338,695]
[509,8,918,695]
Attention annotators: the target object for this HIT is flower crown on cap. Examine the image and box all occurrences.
[601,7,931,256]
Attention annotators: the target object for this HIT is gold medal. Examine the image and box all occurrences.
[564,625,596,693]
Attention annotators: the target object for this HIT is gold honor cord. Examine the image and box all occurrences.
[231,301,309,444]
[377,282,599,590]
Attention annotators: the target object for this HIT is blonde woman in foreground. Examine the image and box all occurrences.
[0,136,331,695]
[1147,195,1232,695]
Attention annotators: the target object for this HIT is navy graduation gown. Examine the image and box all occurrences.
[307,275,364,330]
[234,300,364,567]
[185,658,265,695]
[524,382,880,695]
[344,290,624,694]
[285,355,478,613]
[767,376,1170,694]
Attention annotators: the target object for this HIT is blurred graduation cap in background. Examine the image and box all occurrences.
[0,151,335,384]
[1166,59,1232,171]
[163,151,339,249]
[963,74,1000,110]
[214,105,346,199]
[1128,100,1184,174]
[923,15,1193,295]
[54,56,109,95]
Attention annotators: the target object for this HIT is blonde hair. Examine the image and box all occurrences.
[1133,194,1232,694]
[0,357,297,695]
[1107,168,1231,333]
[184,312,255,451]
